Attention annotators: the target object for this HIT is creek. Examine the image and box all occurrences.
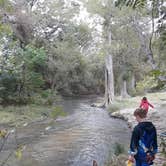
[2,97,131,166]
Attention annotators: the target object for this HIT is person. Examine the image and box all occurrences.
[93,160,98,166]
[139,97,154,113]
[128,108,158,166]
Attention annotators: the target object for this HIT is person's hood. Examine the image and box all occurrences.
[142,100,148,103]
[139,121,154,132]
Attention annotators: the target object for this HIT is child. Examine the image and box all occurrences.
[139,97,154,113]
[128,108,158,166]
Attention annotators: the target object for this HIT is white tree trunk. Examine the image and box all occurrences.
[105,54,114,106]
[104,18,115,107]
[131,74,135,90]
[120,80,130,98]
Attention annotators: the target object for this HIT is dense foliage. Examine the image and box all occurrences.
[0,0,165,105]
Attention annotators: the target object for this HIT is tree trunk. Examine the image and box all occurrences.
[105,54,114,107]
[131,74,135,91]
[120,80,130,98]
[104,18,114,107]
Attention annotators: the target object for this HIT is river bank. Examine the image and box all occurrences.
[109,92,166,166]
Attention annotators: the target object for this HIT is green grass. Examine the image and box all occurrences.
[108,91,166,113]
[0,105,67,127]
[0,111,16,124]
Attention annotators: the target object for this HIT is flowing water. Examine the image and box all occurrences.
[1,97,131,166]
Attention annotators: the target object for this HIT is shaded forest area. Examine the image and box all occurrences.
[0,0,165,106]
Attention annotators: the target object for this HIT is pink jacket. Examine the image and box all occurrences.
[139,100,154,112]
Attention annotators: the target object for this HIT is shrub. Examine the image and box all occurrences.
[114,143,125,156]
[31,90,62,106]
[136,76,158,94]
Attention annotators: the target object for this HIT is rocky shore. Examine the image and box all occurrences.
[110,105,166,166]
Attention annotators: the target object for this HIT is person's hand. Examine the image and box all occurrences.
[128,155,135,163]
[152,108,156,111]
[146,153,155,164]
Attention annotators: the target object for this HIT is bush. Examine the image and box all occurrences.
[136,76,158,94]
[128,89,137,97]
[31,90,62,106]
[114,143,125,156]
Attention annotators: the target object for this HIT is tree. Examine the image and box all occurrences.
[109,8,138,96]
[115,0,166,84]
[0,0,99,102]
[0,43,46,104]
[84,0,117,106]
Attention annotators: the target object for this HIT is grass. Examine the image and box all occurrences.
[104,142,128,166]
[0,105,67,127]
[105,154,128,166]
[108,91,166,113]
[0,91,165,126]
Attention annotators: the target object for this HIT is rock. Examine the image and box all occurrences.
[90,103,105,108]
[110,112,126,120]
[23,123,28,127]
[127,122,132,129]
[45,126,52,131]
